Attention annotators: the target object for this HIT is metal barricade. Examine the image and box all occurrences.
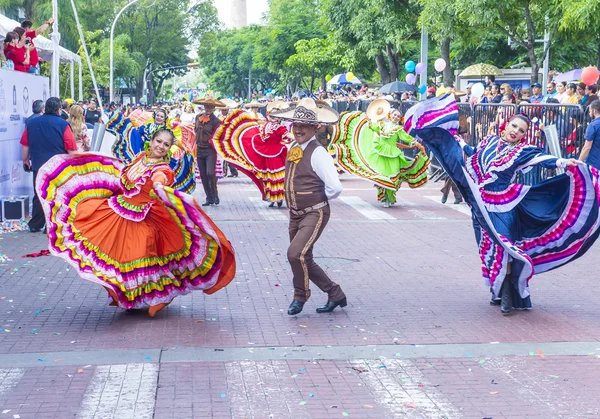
[471,103,517,145]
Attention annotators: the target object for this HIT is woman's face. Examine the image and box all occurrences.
[577,86,585,96]
[504,118,529,143]
[390,111,401,124]
[185,105,193,113]
[557,83,566,93]
[150,132,172,158]
[154,111,166,125]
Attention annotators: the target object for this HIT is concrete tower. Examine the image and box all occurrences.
[230,0,247,28]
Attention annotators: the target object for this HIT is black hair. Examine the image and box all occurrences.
[509,113,531,127]
[548,82,556,88]
[546,98,560,104]
[590,100,600,114]
[32,99,44,114]
[45,97,61,115]
[559,81,567,88]
[21,20,33,29]
[151,128,175,144]
[488,75,496,82]
[587,84,598,94]
[13,27,25,38]
[567,83,577,91]
[61,101,69,110]
[492,84,501,91]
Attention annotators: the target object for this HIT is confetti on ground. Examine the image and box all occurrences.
[537,350,545,358]
[464,353,473,357]
[299,401,306,406]
[334,325,342,328]
[376,365,387,369]
[342,413,349,417]
[220,394,226,398]
[299,325,307,328]
[291,374,298,378]
[478,360,486,364]
[30,329,38,334]
[52,332,61,336]
[363,405,375,409]
[77,369,84,373]
[417,383,424,387]
[0,253,12,263]
[549,375,560,379]
[2,410,10,414]
[0,219,29,235]
[529,352,535,356]
[145,357,151,361]
[38,358,47,362]
[195,320,204,323]
[403,402,416,408]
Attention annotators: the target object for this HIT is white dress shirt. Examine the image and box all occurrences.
[295,137,342,200]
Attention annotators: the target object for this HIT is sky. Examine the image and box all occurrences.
[214,0,270,28]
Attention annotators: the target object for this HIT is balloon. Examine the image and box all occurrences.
[418,84,427,94]
[405,61,416,73]
[436,87,446,97]
[434,58,447,72]
[581,66,600,86]
[415,62,426,75]
[325,74,332,82]
[405,73,416,85]
[471,82,485,98]
[346,72,355,81]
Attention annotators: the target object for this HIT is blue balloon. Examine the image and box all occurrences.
[405,61,416,73]
[418,84,427,94]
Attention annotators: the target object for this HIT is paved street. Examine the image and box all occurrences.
[1,174,600,418]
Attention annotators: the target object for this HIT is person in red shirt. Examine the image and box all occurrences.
[3,31,32,72]
[19,18,54,71]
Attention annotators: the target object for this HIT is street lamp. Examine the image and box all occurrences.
[110,0,141,103]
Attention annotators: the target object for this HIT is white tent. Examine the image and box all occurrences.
[0,13,83,100]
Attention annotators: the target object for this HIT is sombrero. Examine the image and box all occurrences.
[216,98,240,110]
[267,100,290,114]
[366,98,391,121]
[271,98,339,125]
[193,97,225,107]
[243,100,267,108]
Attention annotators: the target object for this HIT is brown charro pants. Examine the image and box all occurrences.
[287,205,345,303]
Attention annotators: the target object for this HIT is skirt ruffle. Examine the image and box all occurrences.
[36,154,236,309]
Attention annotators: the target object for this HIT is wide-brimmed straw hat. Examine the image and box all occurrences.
[244,100,267,108]
[267,100,290,114]
[366,98,391,121]
[216,98,240,110]
[193,97,225,107]
[271,98,339,125]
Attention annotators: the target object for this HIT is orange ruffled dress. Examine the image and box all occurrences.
[36,153,236,309]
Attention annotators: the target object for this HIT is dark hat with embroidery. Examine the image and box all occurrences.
[271,98,339,125]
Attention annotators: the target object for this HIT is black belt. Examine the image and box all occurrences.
[289,201,328,216]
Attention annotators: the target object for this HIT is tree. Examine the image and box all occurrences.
[284,37,344,91]
[558,0,600,67]
[456,0,559,84]
[320,0,420,83]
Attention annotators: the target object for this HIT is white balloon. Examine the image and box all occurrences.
[471,82,485,98]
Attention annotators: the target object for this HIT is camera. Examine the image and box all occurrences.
[25,38,31,45]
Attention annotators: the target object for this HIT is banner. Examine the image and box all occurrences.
[0,69,49,198]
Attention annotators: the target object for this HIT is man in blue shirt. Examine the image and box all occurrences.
[529,83,544,103]
[579,100,600,169]
[543,82,558,102]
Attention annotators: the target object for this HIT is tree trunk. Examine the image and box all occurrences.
[310,71,315,92]
[386,44,399,82]
[321,75,327,92]
[440,37,454,86]
[528,46,539,84]
[375,54,391,84]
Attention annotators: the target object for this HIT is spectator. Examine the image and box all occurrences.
[578,100,600,169]
[555,81,568,103]
[26,100,44,123]
[564,83,579,104]
[84,99,102,126]
[544,82,557,102]
[60,101,70,120]
[3,31,32,72]
[68,105,90,152]
[20,97,78,232]
[491,84,502,103]
[485,75,495,87]
[530,83,544,103]
[426,87,435,99]
[582,84,599,107]
[20,19,53,73]
[576,82,586,104]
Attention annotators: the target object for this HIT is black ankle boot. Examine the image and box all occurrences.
[316,297,347,313]
[287,300,305,315]
[501,280,513,315]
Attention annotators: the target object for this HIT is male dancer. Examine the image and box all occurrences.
[273,99,347,315]
[194,98,224,206]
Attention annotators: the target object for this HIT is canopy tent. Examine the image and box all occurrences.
[0,13,83,100]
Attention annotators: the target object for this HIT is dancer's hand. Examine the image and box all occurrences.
[566,158,583,166]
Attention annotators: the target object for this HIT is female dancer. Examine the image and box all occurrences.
[212,101,291,207]
[36,129,236,316]
[330,99,429,207]
[405,96,600,314]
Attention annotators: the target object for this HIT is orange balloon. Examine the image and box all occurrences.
[581,66,599,86]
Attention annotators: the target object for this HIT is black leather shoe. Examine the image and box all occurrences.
[288,300,305,315]
[277,201,283,208]
[268,202,275,208]
[490,298,501,306]
[214,197,220,205]
[454,198,463,204]
[316,297,347,313]
[202,201,213,206]
[500,281,513,315]
[441,194,448,204]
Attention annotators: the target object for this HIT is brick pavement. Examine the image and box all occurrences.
[0,175,599,417]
